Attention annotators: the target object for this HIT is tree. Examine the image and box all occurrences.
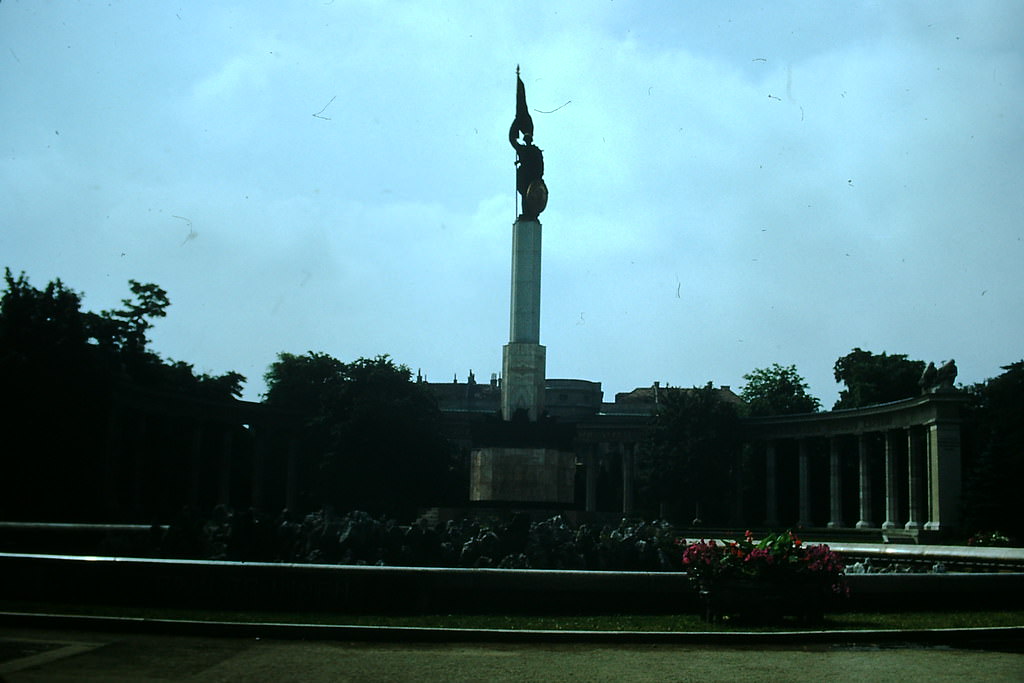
[89,280,170,355]
[0,270,245,521]
[263,352,455,517]
[638,383,742,524]
[1,269,91,378]
[962,361,1024,539]
[833,348,925,409]
[740,363,821,416]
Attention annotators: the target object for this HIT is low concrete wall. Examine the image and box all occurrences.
[0,553,696,614]
[2,553,1022,615]
[829,542,1024,569]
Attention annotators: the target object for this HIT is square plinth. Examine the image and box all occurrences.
[470,447,575,504]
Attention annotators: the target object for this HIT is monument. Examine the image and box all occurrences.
[469,67,575,504]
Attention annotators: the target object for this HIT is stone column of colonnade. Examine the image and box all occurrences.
[765,441,780,527]
[756,414,962,533]
[924,420,963,531]
[190,421,204,509]
[759,438,817,528]
[581,440,640,516]
[584,443,598,513]
[759,438,816,528]
[219,429,234,507]
[828,437,844,528]
[583,441,612,515]
[882,430,899,529]
[797,439,811,527]
[855,433,873,528]
[905,426,923,529]
[621,442,637,516]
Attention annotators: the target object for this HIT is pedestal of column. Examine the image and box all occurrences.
[501,342,546,421]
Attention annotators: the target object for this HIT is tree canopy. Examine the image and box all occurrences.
[832,347,925,410]
[740,363,821,416]
[263,352,456,517]
[1,269,244,400]
[638,383,742,524]
[963,361,1024,539]
[0,269,244,521]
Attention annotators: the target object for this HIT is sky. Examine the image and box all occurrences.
[2,1,1022,407]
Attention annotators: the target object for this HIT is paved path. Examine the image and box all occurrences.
[1,626,1023,682]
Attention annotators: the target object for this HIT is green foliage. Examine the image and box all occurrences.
[264,351,348,413]
[963,361,1024,539]
[0,269,245,520]
[638,383,742,523]
[681,530,845,585]
[89,280,170,355]
[0,270,243,399]
[832,347,925,409]
[263,352,455,517]
[740,363,821,416]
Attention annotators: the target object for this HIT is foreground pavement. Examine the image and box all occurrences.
[1,625,1023,682]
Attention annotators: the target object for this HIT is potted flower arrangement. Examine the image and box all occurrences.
[681,530,847,623]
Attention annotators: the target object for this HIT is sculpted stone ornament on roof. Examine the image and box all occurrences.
[919,358,958,394]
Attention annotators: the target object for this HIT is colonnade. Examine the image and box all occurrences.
[758,415,964,532]
[104,385,302,518]
[581,440,641,516]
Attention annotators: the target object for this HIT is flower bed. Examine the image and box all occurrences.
[681,530,847,623]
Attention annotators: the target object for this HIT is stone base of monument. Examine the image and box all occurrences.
[469,447,575,504]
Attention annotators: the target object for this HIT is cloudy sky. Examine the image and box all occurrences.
[2,1,1021,407]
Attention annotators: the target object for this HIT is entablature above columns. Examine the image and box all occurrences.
[742,392,970,442]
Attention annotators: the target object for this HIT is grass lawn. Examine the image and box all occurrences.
[2,601,1023,632]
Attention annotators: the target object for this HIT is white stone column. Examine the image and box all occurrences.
[856,433,873,529]
[797,439,811,527]
[765,441,779,527]
[924,421,963,531]
[508,219,542,344]
[828,437,844,528]
[501,219,546,422]
[882,431,899,530]
[905,427,921,530]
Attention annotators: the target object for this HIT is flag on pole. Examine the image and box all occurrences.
[514,68,534,140]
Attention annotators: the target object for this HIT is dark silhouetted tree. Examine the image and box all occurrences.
[963,361,1024,540]
[263,352,455,518]
[833,348,925,409]
[638,383,742,524]
[1,269,244,521]
[740,363,821,416]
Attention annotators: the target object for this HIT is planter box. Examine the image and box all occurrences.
[698,578,836,624]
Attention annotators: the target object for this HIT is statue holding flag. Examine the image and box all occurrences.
[509,66,547,221]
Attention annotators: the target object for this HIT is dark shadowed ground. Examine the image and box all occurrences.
[2,626,1023,682]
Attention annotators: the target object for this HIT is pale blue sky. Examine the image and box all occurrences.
[2,1,1021,405]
